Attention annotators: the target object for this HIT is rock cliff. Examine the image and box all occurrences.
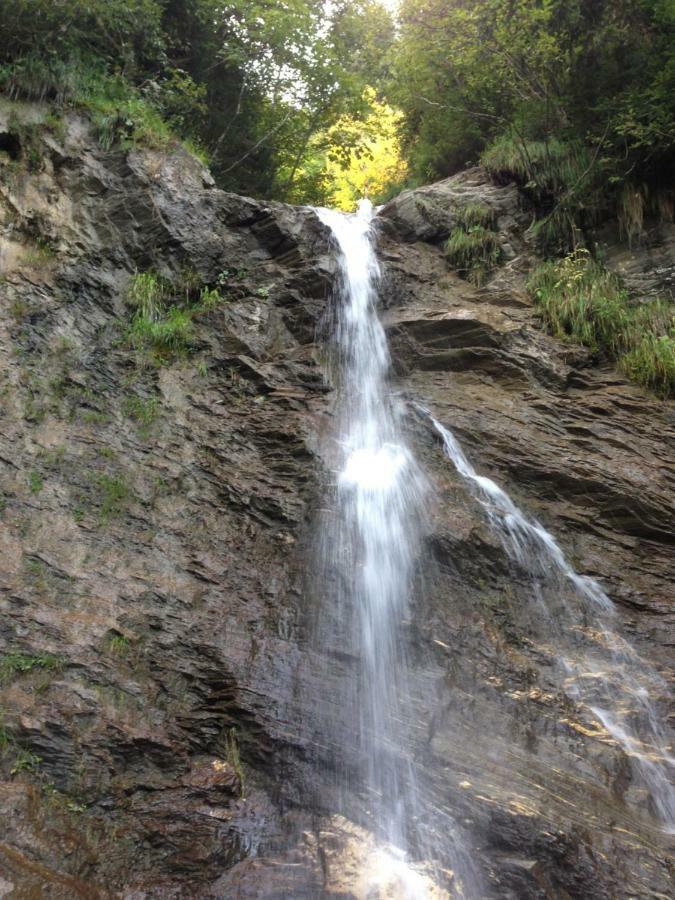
[0,103,673,898]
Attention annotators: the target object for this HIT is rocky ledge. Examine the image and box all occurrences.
[0,104,673,898]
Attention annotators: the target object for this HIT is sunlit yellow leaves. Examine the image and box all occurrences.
[306,88,408,210]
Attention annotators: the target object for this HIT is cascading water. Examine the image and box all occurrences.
[426,411,675,832]
[314,203,477,898]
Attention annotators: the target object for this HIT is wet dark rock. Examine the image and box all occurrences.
[0,105,673,898]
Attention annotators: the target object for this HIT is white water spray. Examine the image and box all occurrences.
[427,411,675,831]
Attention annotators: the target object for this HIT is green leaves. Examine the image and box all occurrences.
[392,0,675,223]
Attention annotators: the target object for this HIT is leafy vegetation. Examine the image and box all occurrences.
[28,470,43,494]
[0,0,396,203]
[124,270,234,363]
[125,272,193,360]
[123,395,160,431]
[393,0,675,246]
[528,251,675,397]
[0,652,61,684]
[294,89,409,209]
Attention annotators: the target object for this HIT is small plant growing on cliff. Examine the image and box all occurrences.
[197,286,222,310]
[128,307,193,356]
[123,394,160,434]
[0,652,61,684]
[107,634,130,656]
[125,271,194,361]
[94,473,132,523]
[445,225,502,286]
[528,250,675,397]
[127,272,167,321]
[28,470,43,494]
[455,203,495,230]
[10,748,42,776]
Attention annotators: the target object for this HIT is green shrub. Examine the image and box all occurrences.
[445,225,502,286]
[528,252,630,354]
[107,634,130,656]
[0,652,61,684]
[528,250,675,397]
[126,272,167,320]
[197,287,223,310]
[0,54,83,105]
[482,133,592,198]
[1,55,174,152]
[10,748,41,775]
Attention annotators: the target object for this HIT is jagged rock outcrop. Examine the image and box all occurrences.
[0,104,673,898]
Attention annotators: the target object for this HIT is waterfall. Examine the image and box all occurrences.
[427,412,675,832]
[314,203,477,898]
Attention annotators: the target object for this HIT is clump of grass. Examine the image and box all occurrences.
[127,307,194,355]
[126,272,167,320]
[28,470,43,494]
[528,251,630,353]
[621,334,675,397]
[482,133,592,198]
[455,202,495,230]
[23,238,55,268]
[125,269,231,362]
[10,748,41,776]
[0,54,82,105]
[125,271,194,360]
[445,226,502,286]
[0,652,61,684]
[107,634,130,656]
[197,286,223,310]
[95,473,131,523]
[123,394,160,428]
[1,55,174,152]
[528,250,675,397]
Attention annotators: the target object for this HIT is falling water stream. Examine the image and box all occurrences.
[315,202,476,898]
[427,413,675,832]
[313,201,673,899]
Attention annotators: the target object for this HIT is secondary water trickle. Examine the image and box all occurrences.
[314,202,476,898]
[427,411,675,832]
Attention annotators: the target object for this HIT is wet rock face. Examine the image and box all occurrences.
[0,106,673,898]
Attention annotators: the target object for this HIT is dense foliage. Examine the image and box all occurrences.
[393,0,675,247]
[0,0,394,201]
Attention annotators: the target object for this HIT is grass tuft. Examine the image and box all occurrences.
[528,250,675,397]
[455,202,495,230]
[445,225,502,286]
